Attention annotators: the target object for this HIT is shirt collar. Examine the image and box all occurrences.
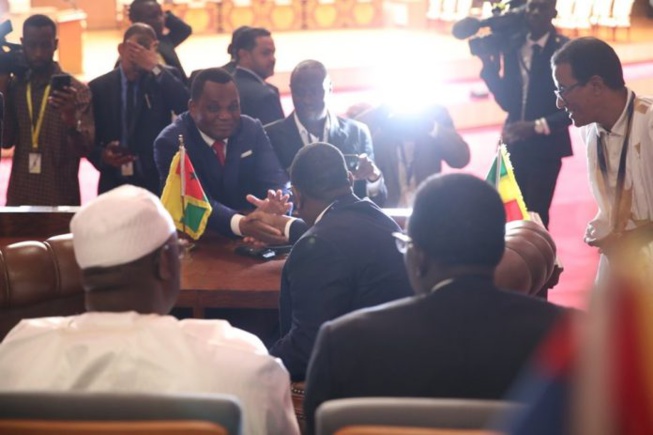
[293,111,332,147]
[197,128,229,148]
[526,32,550,51]
[596,88,634,138]
[314,200,337,225]
[428,278,455,294]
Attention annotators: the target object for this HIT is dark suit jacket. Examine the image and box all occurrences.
[265,112,387,204]
[88,66,189,195]
[158,11,192,84]
[303,275,566,434]
[233,67,284,125]
[481,30,572,165]
[269,193,412,381]
[154,112,289,237]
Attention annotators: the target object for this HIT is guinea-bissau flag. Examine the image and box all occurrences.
[485,145,529,222]
[161,150,212,240]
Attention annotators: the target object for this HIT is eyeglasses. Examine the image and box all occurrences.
[554,82,584,101]
[392,231,413,254]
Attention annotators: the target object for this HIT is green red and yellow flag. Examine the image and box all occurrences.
[485,144,529,222]
[161,149,212,240]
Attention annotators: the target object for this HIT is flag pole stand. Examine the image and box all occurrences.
[177,134,196,255]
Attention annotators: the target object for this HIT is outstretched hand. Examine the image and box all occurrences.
[246,189,292,215]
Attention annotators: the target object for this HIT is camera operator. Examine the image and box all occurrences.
[0,14,93,206]
[479,0,571,228]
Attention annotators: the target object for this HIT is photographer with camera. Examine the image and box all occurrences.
[0,14,93,206]
[476,0,572,228]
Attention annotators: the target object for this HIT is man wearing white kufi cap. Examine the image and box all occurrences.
[0,185,299,435]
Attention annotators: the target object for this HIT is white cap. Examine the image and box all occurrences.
[71,185,176,269]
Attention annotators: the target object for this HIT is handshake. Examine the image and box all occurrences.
[239,189,295,247]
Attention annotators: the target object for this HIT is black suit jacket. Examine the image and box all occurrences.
[303,275,566,434]
[233,67,284,125]
[481,30,572,164]
[265,112,387,204]
[154,112,290,237]
[269,193,412,381]
[158,11,192,84]
[88,66,189,195]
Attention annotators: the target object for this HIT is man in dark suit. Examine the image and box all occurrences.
[89,23,189,195]
[154,68,289,238]
[233,27,284,125]
[128,0,192,84]
[479,0,572,228]
[265,60,386,204]
[268,143,412,381]
[303,173,566,435]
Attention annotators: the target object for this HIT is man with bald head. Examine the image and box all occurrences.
[265,59,386,204]
[0,185,299,435]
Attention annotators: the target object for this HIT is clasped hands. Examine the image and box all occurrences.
[239,189,293,246]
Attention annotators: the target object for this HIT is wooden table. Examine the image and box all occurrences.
[177,234,286,317]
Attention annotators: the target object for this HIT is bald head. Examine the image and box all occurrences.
[290,60,332,124]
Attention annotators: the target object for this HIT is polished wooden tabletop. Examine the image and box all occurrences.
[177,233,286,316]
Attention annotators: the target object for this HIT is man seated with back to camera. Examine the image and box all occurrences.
[354,102,470,207]
[303,173,567,434]
[0,185,300,435]
[154,67,290,239]
[250,143,412,381]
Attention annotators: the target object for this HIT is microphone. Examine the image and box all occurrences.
[452,17,484,40]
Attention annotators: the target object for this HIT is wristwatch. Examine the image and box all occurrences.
[152,65,163,77]
[534,118,546,135]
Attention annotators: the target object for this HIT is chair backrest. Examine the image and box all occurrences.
[0,420,227,435]
[0,234,84,340]
[0,392,242,435]
[336,427,497,435]
[316,397,520,435]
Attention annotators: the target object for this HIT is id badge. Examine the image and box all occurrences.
[28,152,42,174]
[121,161,134,177]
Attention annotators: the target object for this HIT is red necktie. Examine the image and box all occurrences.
[212,140,226,166]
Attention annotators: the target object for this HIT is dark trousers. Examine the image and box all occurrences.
[512,158,562,229]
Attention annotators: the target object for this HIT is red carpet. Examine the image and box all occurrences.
[0,122,597,311]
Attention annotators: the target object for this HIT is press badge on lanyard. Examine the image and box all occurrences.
[26,82,51,175]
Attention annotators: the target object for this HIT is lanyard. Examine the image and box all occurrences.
[596,92,636,232]
[26,82,52,150]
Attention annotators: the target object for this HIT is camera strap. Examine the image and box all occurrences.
[26,82,51,151]
[596,91,635,233]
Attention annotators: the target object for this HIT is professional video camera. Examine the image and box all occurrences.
[0,20,28,76]
[452,1,527,57]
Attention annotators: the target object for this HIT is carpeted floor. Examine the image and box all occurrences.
[0,120,598,311]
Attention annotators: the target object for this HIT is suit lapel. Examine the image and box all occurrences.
[184,115,225,199]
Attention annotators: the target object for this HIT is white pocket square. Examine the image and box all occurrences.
[240,150,253,158]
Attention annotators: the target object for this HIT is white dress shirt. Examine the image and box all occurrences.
[0,312,300,435]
